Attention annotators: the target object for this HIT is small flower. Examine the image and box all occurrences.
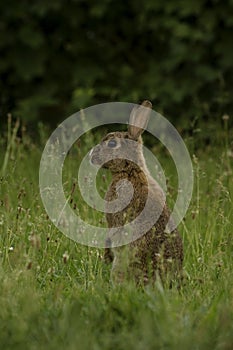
[227,149,233,158]
[222,114,229,121]
[9,246,14,251]
[47,267,55,274]
[63,251,69,264]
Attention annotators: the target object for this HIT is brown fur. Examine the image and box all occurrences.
[90,101,183,285]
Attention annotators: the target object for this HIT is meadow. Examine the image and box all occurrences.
[0,116,232,350]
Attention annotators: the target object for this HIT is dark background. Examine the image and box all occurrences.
[0,0,232,129]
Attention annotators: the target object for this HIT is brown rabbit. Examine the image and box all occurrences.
[90,101,183,285]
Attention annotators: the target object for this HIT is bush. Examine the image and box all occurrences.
[0,0,232,126]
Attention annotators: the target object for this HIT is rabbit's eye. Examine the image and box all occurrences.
[107,139,117,148]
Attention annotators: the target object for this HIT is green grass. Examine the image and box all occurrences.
[0,118,232,350]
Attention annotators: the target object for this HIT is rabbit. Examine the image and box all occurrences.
[90,100,183,285]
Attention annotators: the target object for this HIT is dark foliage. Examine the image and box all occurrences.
[0,0,232,126]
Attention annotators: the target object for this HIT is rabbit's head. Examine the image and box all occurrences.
[90,101,152,173]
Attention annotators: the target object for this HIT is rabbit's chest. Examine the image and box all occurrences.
[105,198,144,226]
[105,180,146,227]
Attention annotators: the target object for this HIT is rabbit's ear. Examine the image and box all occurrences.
[128,100,152,140]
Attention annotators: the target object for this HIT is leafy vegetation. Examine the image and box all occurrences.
[0,116,232,349]
[0,0,232,125]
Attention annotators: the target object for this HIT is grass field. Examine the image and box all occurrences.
[0,117,232,350]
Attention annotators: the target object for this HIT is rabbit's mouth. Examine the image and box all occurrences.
[89,154,100,166]
[90,156,98,165]
[89,147,102,166]
[90,156,111,169]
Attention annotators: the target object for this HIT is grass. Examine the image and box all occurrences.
[0,116,232,350]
